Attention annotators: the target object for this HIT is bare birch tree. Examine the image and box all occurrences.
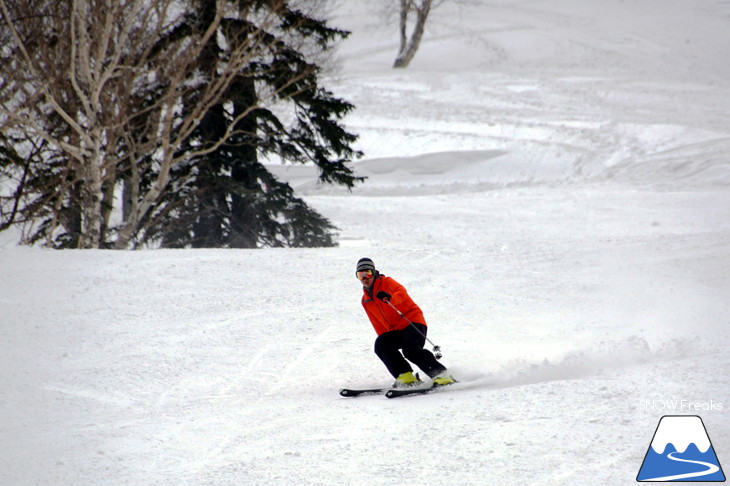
[0,0,343,248]
[393,0,433,68]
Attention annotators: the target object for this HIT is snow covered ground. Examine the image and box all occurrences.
[2,0,729,485]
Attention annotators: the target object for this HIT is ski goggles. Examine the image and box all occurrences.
[356,270,374,280]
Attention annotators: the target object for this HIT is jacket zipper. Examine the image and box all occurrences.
[366,277,391,329]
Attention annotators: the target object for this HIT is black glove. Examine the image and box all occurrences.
[376,291,391,302]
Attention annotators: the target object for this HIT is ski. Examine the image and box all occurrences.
[340,380,459,398]
[339,387,387,397]
[385,382,454,399]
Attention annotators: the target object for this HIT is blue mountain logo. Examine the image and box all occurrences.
[637,415,726,482]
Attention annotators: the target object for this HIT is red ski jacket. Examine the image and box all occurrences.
[361,275,426,335]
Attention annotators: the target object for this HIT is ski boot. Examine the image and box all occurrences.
[393,371,422,388]
[432,372,455,386]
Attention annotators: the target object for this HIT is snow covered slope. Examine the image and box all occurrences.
[2,1,729,485]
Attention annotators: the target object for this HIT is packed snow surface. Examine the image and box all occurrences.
[2,0,729,485]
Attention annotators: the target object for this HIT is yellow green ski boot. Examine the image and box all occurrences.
[393,371,421,388]
[432,372,455,386]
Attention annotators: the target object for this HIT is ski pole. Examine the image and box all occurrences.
[381,298,443,360]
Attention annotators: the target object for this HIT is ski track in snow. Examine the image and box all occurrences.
[2,0,730,485]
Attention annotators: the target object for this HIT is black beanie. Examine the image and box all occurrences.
[356,257,375,273]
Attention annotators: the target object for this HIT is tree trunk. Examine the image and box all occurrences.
[77,155,103,249]
[228,76,260,249]
[393,0,432,68]
[397,0,408,58]
[114,158,172,249]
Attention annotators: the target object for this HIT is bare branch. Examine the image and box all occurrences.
[2,0,348,248]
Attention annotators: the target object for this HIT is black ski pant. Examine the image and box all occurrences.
[374,323,446,379]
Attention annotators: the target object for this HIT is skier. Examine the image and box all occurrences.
[356,257,454,388]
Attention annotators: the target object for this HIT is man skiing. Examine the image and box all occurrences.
[356,257,454,388]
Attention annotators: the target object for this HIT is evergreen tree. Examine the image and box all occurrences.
[0,0,362,248]
[138,0,362,248]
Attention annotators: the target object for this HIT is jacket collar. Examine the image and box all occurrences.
[363,272,381,297]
